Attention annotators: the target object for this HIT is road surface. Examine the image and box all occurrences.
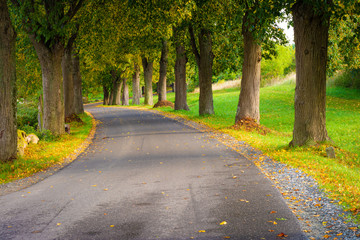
[0,105,306,239]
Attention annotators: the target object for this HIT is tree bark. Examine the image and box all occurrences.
[158,39,168,102]
[122,78,129,106]
[189,25,214,115]
[62,43,75,119]
[142,57,154,105]
[235,21,261,124]
[132,63,141,105]
[174,27,189,111]
[110,70,122,105]
[103,85,110,105]
[29,35,65,135]
[290,1,330,146]
[0,0,17,162]
[72,53,84,114]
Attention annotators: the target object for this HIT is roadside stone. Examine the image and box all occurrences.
[26,134,39,144]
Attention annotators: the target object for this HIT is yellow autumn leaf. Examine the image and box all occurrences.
[198,230,206,233]
[110,225,115,228]
[220,221,227,225]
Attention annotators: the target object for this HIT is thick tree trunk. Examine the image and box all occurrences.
[0,0,17,162]
[235,27,261,123]
[62,44,75,119]
[132,63,141,105]
[142,57,154,105]
[174,31,189,111]
[29,36,65,135]
[158,39,168,102]
[110,71,122,105]
[72,53,84,114]
[198,29,214,115]
[122,78,129,106]
[103,85,110,105]
[290,1,330,146]
[189,25,214,115]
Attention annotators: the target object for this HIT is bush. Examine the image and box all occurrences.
[333,69,360,89]
[17,100,38,130]
[38,129,58,142]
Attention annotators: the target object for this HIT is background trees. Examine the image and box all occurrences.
[3,0,360,162]
[11,0,85,135]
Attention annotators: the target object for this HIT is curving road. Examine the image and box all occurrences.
[0,105,306,240]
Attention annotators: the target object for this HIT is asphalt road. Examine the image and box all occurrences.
[0,105,307,240]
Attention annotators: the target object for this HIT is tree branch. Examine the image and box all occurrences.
[65,0,85,24]
[188,23,200,66]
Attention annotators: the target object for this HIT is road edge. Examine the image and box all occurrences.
[0,111,97,196]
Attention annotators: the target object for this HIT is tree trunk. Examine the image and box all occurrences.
[132,63,141,105]
[72,53,84,114]
[62,44,75,119]
[174,27,189,111]
[103,85,110,105]
[235,23,261,124]
[189,25,214,115]
[29,35,65,135]
[122,78,129,106]
[0,0,17,162]
[198,29,214,115]
[290,1,330,146]
[110,71,122,105]
[158,39,168,102]
[142,57,154,105]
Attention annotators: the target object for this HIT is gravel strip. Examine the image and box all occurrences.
[153,110,360,240]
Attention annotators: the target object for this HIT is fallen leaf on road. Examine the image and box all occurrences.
[268,230,274,232]
[103,188,108,191]
[91,185,97,187]
[110,225,115,228]
[277,233,288,238]
[220,221,227,225]
[198,230,206,233]
[270,211,277,214]
[57,223,61,226]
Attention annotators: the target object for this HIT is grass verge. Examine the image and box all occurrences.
[146,81,360,218]
[0,112,94,184]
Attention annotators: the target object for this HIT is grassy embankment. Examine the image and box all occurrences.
[0,113,93,184]
[148,79,360,216]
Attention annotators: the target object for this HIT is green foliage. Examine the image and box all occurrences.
[17,100,38,130]
[332,69,360,89]
[38,129,59,142]
[261,45,295,86]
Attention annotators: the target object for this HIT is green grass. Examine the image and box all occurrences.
[0,113,93,184]
[149,81,360,215]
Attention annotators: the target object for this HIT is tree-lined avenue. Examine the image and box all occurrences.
[0,105,306,239]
